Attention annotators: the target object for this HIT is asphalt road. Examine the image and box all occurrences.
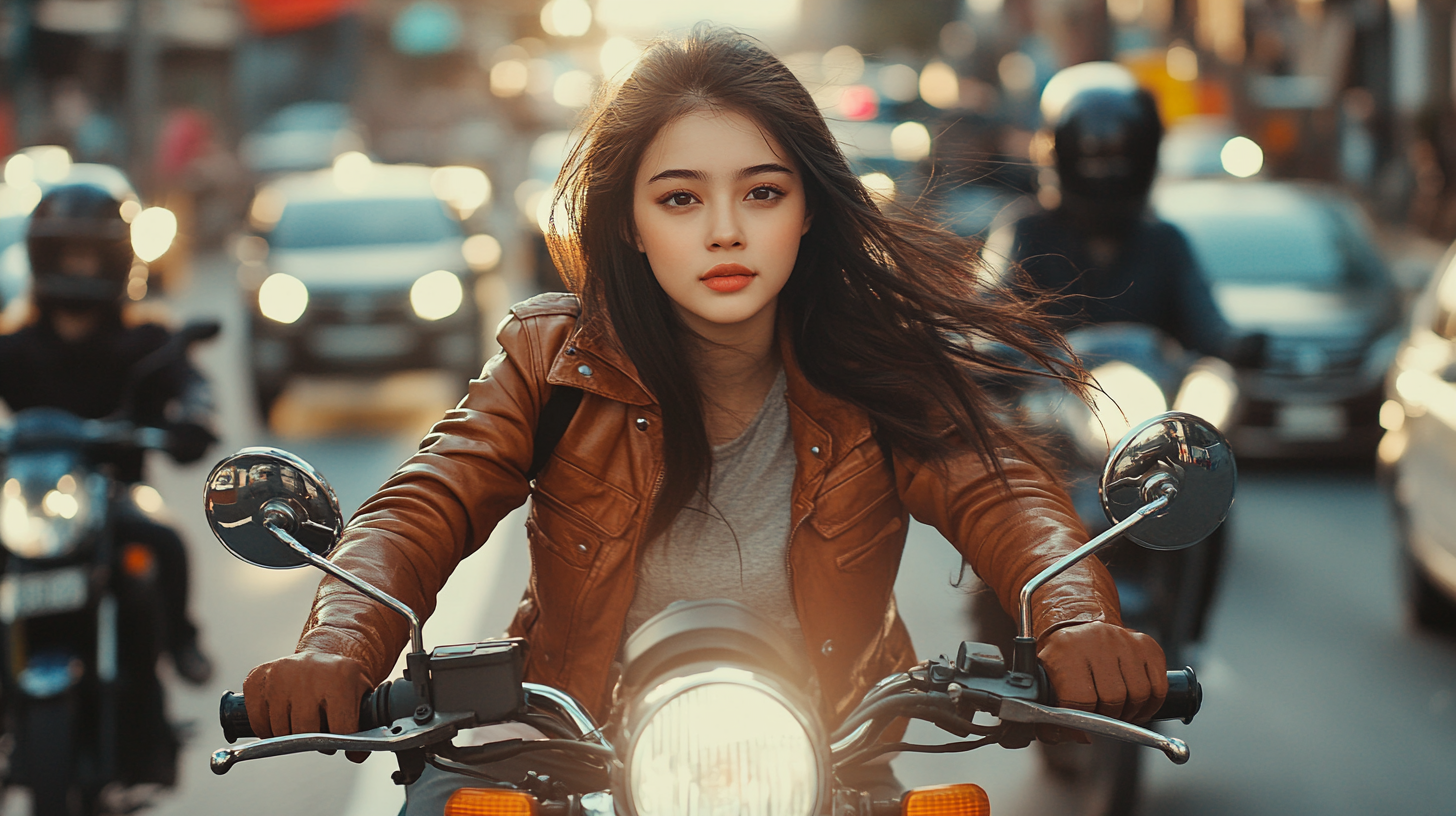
[13,252,1448,815]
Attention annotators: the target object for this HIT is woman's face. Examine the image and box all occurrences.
[633,108,810,337]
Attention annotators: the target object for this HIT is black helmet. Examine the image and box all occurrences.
[27,183,136,311]
[1040,62,1163,204]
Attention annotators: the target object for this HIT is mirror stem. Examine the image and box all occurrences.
[264,521,426,656]
[1016,492,1172,640]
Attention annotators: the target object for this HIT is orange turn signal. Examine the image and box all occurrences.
[443,788,538,816]
[122,543,155,577]
[901,783,991,816]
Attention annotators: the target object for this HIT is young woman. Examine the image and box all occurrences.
[243,23,1167,789]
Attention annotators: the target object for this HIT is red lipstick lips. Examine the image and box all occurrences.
[701,263,756,293]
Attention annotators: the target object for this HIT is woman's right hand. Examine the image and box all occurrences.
[243,652,374,740]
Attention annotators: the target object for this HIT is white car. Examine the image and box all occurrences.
[242,158,498,419]
[1379,246,1456,631]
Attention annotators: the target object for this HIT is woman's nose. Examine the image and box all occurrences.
[707,206,744,249]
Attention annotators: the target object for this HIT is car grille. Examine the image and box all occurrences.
[307,290,412,325]
[1263,335,1367,377]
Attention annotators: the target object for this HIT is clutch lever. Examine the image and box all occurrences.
[995,697,1190,764]
[209,710,475,774]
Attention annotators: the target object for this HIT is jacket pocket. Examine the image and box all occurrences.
[834,515,905,570]
[533,455,639,539]
[526,514,598,570]
[810,452,898,540]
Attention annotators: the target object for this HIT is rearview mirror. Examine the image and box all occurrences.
[204,447,342,569]
[1100,411,1236,551]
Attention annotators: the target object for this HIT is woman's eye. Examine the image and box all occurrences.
[747,186,783,202]
[664,192,697,207]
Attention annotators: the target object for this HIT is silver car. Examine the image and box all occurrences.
[242,159,498,420]
[1379,247,1456,630]
[1154,179,1403,459]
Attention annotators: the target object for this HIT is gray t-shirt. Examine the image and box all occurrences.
[622,368,802,646]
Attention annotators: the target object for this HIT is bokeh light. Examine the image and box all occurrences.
[1220,137,1264,178]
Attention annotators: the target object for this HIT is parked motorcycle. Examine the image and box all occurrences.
[205,411,1233,816]
[977,324,1239,815]
[0,320,218,815]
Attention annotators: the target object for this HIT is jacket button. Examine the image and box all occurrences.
[810,446,821,457]
[577,364,593,377]
[565,347,577,355]
[820,639,834,656]
[577,543,588,552]
[635,418,649,431]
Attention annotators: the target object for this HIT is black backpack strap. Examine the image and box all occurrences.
[527,385,582,482]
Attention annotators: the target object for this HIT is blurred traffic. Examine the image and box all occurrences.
[0,0,1451,814]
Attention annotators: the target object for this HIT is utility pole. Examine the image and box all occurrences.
[126,0,159,194]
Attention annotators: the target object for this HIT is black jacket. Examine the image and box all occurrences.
[0,316,212,480]
[992,209,1234,358]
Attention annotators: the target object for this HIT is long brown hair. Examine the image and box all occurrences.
[549,24,1085,537]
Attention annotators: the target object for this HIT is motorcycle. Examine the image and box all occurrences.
[205,410,1234,816]
[0,320,219,815]
[976,324,1239,815]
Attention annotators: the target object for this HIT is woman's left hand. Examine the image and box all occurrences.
[1037,621,1168,724]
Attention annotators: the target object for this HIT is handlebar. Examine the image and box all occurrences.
[220,679,421,743]
[1151,667,1201,724]
[221,666,1201,747]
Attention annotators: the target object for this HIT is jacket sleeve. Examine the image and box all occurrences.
[293,312,568,681]
[893,446,1122,642]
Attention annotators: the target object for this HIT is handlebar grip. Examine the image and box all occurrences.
[219,680,417,743]
[1152,667,1201,724]
[220,691,252,744]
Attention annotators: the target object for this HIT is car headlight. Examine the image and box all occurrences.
[1076,361,1168,459]
[410,269,464,321]
[628,672,821,816]
[258,273,309,324]
[130,206,178,263]
[619,600,826,816]
[0,473,93,559]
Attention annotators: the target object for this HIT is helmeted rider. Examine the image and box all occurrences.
[0,181,216,684]
[984,61,1256,362]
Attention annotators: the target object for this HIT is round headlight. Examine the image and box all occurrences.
[627,671,821,816]
[258,273,309,324]
[410,269,464,321]
[0,473,92,559]
[1078,361,1168,458]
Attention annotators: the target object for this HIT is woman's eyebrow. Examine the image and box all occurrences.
[646,163,795,185]
[737,162,795,179]
[647,168,706,184]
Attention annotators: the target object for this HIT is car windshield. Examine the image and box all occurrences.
[268,198,461,249]
[1159,186,1389,289]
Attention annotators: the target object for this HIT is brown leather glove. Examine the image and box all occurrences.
[1037,621,1168,741]
[243,652,375,761]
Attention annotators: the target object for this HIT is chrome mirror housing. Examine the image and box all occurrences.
[1100,412,1237,552]
[204,447,343,569]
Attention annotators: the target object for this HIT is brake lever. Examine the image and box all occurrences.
[209,710,474,775]
[995,698,1189,764]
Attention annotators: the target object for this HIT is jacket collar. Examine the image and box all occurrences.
[546,307,874,461]
[545,314,655,406]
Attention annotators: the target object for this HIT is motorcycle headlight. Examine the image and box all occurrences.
[1076,362,1168,459]
[619,600,826,816]
[1173,358,1239,431]
[627,671,821,816]
[0,473,93,559]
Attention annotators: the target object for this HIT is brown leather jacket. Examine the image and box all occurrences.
[296,293,1121,726]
